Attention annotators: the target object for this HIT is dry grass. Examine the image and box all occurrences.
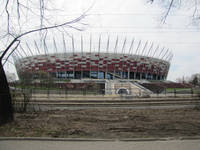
[1,108,200,139]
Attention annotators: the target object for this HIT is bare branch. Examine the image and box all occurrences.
[5,0,10,34]
[0,0,92,63]
[39,0,45,29]
[3,40,20,66]
[151,0,200,24]
[161,0,174,23]
[17,0,20,20]
[0,38,18,61]
[18,9,88,39]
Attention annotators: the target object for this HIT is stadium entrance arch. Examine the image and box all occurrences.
[116,88,129,95]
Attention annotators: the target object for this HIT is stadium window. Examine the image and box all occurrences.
[66,71,74,79]
[122,72,128,79]
[75,71,81,79]
[106,73,113,80]
[115,71,121,76]
[147,73,152,80]
[161,75,164,80]
[163,76,166,80]
[136,73,140,79]
[57,72,66,78]
[56,72,62,78]
[83,71,90,78]
[153,74,157,80]
[98,71,105,79]
[91,71,98,79]
[157,75,161,80]
[142,73,146,79]
[129,72,134,79]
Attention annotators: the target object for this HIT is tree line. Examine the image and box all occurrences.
[176,73,200,87]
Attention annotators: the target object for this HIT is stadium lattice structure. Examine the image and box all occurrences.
[13,35,173,81]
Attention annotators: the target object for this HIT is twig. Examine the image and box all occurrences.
[161,0,174,23]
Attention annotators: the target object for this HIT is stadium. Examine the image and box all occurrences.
[13,35,174,95]
[15,52,170,80]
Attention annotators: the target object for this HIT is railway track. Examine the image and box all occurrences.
[14,97,200,108]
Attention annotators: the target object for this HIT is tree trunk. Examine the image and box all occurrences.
[0,62,13,125]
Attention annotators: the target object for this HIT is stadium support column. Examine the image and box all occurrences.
[81,35,83,79]
[128,68,130,80]
[129,38,134,80]
[121,37,127,80]
[89,34,92,79]
[97,35,101,79]
[63,34,67,79]
[72,35,75,79]
[113,36,118,80]
[105,58,108,79]
[106,36,110,79]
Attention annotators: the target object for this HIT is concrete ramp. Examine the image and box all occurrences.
[105,80,153,97]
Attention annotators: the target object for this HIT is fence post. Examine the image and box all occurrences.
[65,87,67,98]
[47,87,50,98]
[156,89,159,97]
[83,88,86,96]
[191,88,193,97]
[174,89,176,98]
[102,89,105,95]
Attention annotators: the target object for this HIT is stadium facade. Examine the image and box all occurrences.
[13,36,173,95]
[13,34,173,83]
[15,52,170,81]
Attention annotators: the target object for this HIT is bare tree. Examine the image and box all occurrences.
[150,0,200,24]
[0,0,91,124]
[190,73,200,86]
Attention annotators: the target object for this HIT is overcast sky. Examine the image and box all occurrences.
[4,0,200,81]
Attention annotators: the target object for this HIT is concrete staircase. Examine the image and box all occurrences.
[105,80,153,97]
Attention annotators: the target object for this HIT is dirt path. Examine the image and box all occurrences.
[1,140,200,150]
[1,108,200,138]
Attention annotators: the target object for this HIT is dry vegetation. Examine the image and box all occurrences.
[1,108,200,139]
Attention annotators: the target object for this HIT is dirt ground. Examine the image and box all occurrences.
[1,108,200,139]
